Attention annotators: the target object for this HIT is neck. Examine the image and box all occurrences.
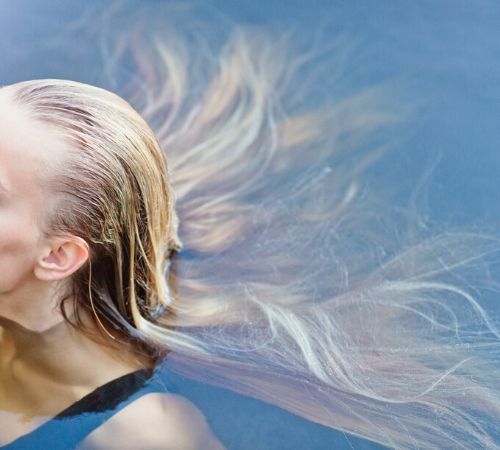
[0,303,151,418]
[0,280,67,333]
[0,278,154,418]
[1,311,146,383]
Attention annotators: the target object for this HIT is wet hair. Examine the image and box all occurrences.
[8,24,500,449]
[11,79,180,358]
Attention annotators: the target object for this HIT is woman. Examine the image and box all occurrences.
[0,80,224,449]
[1,26,500,450]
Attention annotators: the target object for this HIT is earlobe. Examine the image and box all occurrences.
[34,236,89,281]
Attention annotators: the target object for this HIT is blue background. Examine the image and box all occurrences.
[1,1,499,448]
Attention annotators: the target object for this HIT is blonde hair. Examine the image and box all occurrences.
[9,17,500,450]
[12,79,180,358]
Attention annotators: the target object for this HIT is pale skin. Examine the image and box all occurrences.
[0,88,224,449]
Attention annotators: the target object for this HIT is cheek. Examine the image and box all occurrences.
[0,211,41,292]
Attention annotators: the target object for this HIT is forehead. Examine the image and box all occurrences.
[0,88,68,195]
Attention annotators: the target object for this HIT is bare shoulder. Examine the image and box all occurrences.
[77,392,225,450]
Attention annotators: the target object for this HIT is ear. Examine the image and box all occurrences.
[34,236,90,281]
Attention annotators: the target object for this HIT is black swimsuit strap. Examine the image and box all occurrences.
[57,369,153,418]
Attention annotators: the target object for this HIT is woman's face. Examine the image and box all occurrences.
[0,88,66,300]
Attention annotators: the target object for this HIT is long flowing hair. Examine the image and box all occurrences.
[11,4,500,448]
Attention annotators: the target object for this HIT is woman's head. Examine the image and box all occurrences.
[0,79,179,350]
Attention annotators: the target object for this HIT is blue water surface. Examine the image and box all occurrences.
[1,1,500,449]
